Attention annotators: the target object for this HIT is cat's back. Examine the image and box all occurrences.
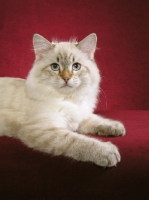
[0,77,26,108]
[0,77,25,83]
[0,77,25,92]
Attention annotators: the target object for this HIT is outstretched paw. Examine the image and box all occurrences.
[95,142,121,167]
[97,121,126,137]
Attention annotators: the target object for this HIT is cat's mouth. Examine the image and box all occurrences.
[61,84,72,88]
[60,82,73,88]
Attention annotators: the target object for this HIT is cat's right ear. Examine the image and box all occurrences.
[33,34,53,59]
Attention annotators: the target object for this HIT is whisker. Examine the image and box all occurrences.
[101,75,108,82]
[99,88,108,110]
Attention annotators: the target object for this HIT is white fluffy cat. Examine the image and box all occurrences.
[0,33,125,167]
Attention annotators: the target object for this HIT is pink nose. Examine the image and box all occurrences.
[63,78,69,83]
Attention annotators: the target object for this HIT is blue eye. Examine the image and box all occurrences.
[72,63,81,71]
[51,63,60,71]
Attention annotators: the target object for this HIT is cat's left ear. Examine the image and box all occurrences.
[33,34,53,59]
[77,33,97,59]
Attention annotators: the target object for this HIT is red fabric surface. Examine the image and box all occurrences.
[0,0,149,110]
[0,111,149,200]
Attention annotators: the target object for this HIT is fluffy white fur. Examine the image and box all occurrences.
[0,33,125,167]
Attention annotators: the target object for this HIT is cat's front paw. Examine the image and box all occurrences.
[97,121,126,137]
[95,142,121,167]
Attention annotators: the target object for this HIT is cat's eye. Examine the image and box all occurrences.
[72,63,81,71]
[51,63,60,71]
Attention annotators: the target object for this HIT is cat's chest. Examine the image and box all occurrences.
[59,102,81,129]
[35,98,90,131]
[59,97,91,115]
[57,98,92,130]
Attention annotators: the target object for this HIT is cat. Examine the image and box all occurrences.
[0,33,125,167]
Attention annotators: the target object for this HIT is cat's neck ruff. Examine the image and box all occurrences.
[26,77,94,104]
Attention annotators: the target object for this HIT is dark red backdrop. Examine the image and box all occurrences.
[0,0,149,110]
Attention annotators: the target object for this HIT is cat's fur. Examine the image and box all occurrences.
[0,33,125,167]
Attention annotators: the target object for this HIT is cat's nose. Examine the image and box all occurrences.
[63,78,69,83]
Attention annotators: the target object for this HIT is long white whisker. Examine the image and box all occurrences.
[99,88,108,110]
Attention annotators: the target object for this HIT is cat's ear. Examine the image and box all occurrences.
[33,34,53,59]
[77,33,97,59]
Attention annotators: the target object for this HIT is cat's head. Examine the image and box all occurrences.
[27,33,100,96]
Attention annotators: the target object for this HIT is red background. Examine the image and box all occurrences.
[0,0,149,110]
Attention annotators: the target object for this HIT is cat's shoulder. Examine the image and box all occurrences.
[0,77,25,87]
[0,77,25,84]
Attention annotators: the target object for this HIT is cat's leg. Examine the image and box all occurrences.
[78,114,126,136]
[19,126,121,167]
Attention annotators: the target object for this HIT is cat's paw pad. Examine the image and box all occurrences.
[98,121,126,137]
[96,142,121,167]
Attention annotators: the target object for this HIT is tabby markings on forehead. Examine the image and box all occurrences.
[57,53,69,68]
[72,56,75,63]
[58,53,63,60]
[57,52,75,64]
